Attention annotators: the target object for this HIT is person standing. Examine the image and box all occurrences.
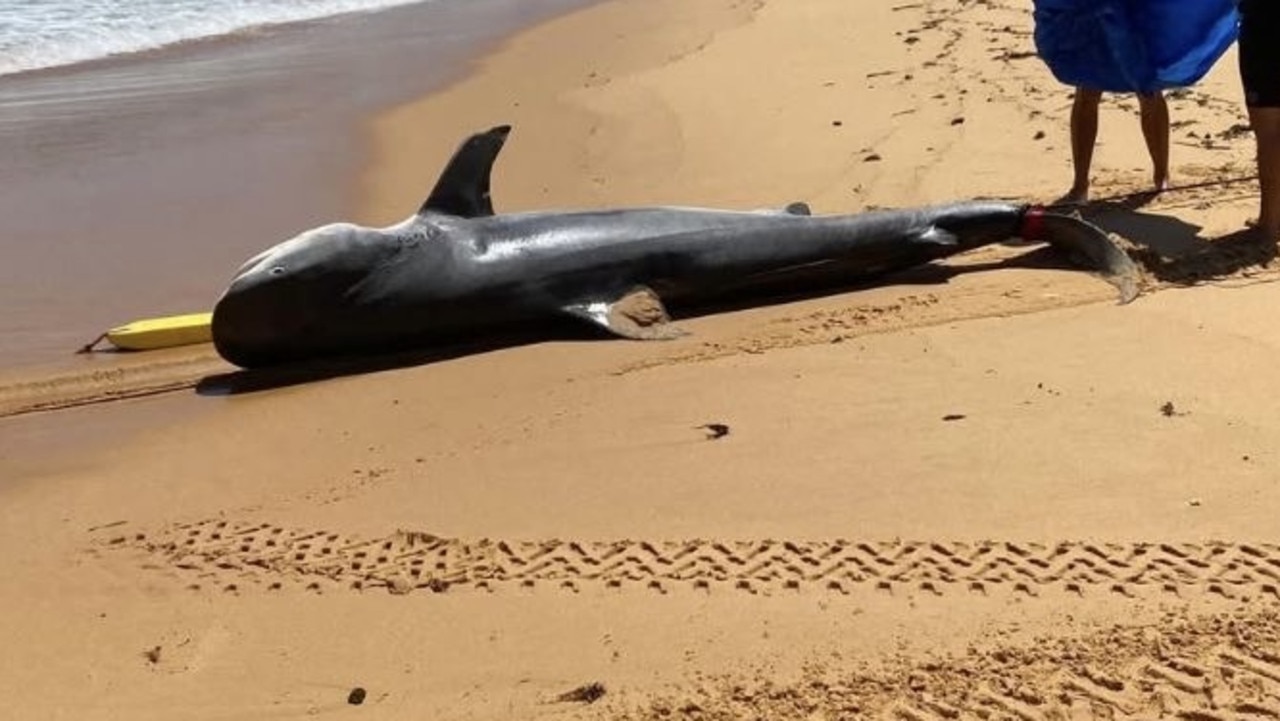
[1238,0,1279,240]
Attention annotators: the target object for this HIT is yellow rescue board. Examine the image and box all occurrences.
[104,312,213,351]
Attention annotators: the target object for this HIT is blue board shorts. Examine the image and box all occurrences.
[1239,0,1280,108]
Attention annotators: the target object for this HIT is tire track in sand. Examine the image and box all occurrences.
[101,518,1280,599]
[620,607,1280,721]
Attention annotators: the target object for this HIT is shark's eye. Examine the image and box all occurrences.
[269,266,285,276]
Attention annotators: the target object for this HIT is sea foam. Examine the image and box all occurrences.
[0,0,431,77]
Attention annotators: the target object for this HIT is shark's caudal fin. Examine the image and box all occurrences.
[418,124,512,218]
[561,286,688,341]
[1027,209,1141,304]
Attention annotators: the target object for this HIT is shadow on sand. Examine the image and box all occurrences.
[195,329,560,397]
[196,244,1098,397]
[1078,198,1276,285]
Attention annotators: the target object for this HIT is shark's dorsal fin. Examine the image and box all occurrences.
[561,286,687,341]
[418,125,512,218]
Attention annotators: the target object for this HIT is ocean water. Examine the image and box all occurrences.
[0,0,434,77]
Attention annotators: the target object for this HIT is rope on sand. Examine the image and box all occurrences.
[75,333,108,354]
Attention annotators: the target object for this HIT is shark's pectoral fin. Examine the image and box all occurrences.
[751,202,812,217]
[562,286,687,341]
[914,226,961,246]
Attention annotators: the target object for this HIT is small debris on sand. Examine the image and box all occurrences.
[385,576,414,595]
[555,682,606,704]
[348,687,367,705]
[697,423,731,440]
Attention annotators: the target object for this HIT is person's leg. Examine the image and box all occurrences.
[1137,91,1170,192]
[1063,87,1102,204]
[1238,0,1280,240]
[1250,107,1280,240]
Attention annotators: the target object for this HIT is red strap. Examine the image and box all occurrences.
[1020,205,1046,241]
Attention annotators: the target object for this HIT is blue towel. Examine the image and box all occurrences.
[1032,0,1240,93]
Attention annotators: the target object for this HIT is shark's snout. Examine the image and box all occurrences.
[211,223,405,367]
[211,272,315,367]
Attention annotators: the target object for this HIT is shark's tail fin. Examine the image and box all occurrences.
[1023,207,1141,304]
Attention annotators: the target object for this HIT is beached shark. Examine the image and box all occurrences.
[211,124,1139,368]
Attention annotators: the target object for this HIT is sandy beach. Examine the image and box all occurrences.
[4,0,1280,719]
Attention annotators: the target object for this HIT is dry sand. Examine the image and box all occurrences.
[3,0,1280,719]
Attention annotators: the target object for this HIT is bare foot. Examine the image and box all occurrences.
[1245,217,1279,241]
[1051,186,1089,207]
[1263,220,1280,242]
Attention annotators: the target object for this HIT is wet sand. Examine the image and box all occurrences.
[4,0,1280,719]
